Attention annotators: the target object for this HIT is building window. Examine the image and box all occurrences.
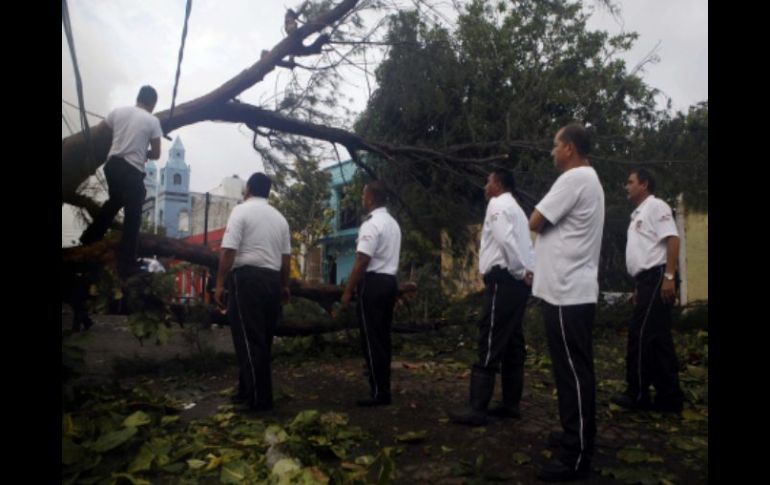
[338,188,357,230]
[161,173,165,184]
[178,210,189,233]
[173,173,182,185]
[159,210,164,223]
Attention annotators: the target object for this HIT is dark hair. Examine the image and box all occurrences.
[491,168,515,192]
[558,123,592,157]
[136,85,158,107]
[247,172,272,198]
[365,180,387,206]
[631,168,656,194]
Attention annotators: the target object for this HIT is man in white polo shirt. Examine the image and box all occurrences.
[341,180,402,407]
[214,172,291,413]
[80,85,163,278]
[611,168,685,414]
[529,123,604,482]
[449,168,534,426]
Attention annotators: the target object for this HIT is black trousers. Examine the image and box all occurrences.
[227,266,282,409]
[70,272,94,330]
[63,262,96,331]
[356,272,398,401]
[626,265,684,406]
[542,302,597,470]
[80,156,146,275]
[476,266,530,400]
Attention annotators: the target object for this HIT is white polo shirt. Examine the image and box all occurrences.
[532,166,605,306]
[105,106,163,173]
[478,192,535,279]
[221,197,291,271]
[356,207,401,275]
[625,195,678,277]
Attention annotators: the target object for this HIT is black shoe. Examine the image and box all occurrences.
[79,232,100,246]
[610,392,652,411]
[356,397,391,407]
[71,317,93,333]
[651,399,683,413]
[487,402,520,419]
[448,408,487,426]
[243,403,273,415]
[546,431,565,448]
[537,459,590,482]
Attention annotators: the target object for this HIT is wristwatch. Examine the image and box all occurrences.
[663,272,675,281]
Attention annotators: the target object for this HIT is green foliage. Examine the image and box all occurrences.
[282,297,336,327]
[272,157,334,280]
[355,0,707,292]
[62,384,393,484]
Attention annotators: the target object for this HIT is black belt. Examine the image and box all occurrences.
[232,265,280,276]
[364,272,396,279]
[483,265,521,285]
[634,264,665,282]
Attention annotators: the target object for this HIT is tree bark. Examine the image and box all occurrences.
[61,233,416,309]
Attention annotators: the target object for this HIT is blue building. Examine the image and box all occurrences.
[143,137,193,239]
[319,160,360,285]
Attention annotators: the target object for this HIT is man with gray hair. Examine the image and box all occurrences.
[529,124,604,481]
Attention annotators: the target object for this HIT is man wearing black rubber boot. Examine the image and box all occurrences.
[448,169,534,427]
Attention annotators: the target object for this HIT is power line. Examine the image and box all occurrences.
[168,0,193,124]
[62,0,91,154]
[62,99,105,120]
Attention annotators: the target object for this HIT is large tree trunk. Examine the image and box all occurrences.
[273,314,450,337]
[61,232,416,310]
[62,233,219,268]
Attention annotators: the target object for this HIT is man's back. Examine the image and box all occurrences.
[106,106,162,171]
[357,207,401,275]
[221,198,290,271]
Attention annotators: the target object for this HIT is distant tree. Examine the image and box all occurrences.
[272,158,333,280]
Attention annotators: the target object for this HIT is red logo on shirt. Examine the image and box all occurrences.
[635,220,643,231]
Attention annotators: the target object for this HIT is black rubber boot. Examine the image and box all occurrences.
[488,366,523,418]
[448,365,496,426]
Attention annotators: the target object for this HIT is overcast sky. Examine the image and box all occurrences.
[62,0,707,194]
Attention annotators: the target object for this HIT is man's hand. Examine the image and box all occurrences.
[341,288,353,309]
[214,286,226,309]
[660,279,676,304]
[282,285,291,304]
[523,270,534,287]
